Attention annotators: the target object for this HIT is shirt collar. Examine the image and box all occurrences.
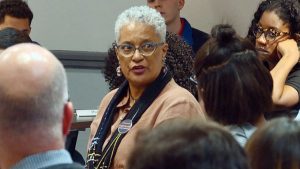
[178,18,185,36]
[12,149,73,169]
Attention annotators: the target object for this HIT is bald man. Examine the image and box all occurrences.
[0,44,84,169]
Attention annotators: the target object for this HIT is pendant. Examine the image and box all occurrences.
[118,119,133,134]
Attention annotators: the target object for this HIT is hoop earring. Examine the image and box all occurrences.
[116,66,122,77]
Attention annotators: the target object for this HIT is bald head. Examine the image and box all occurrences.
[0,43,68,134]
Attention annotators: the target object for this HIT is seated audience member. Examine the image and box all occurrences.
[0,44,84,169]
[147,0,209,53]
[103,31,197,96]
[0,0,33,35]
[194,24,273,146]
[247,0,300,118]
[245,117,300,169]
[0,27,32,49]
[128,118,250,169]
[87,6,205,169]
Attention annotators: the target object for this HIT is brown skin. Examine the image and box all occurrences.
[256,11,300,107]
[255,11,290,67]
[0,15,31,34]
[115,22,168,100]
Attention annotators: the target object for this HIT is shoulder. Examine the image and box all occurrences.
[160,79,197,101]
[98,89,118,107]
[227,124,256,146]
[152,80,206,121]
[103,89,118,100]
[286,63,300,92]
[192,27,209,38]
[41,163,85,169]
[191,27,209,44]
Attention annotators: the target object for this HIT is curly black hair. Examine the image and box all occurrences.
[102,31,197,96]
[247,0,300,44]
[0,0,33,24]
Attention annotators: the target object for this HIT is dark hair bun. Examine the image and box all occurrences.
[211,24,236,45]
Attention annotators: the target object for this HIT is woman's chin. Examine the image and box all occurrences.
[256,50,278,69]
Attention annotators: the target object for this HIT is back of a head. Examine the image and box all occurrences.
[0,27,32,49]
[246,117,300,169]
[114,5,166,43]
[128,119,249,169]
[0,0,33,24]
[0,44,68,137]
[194,24,273,125]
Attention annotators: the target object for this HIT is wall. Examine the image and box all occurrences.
[28,0,144,52]
[28,0,261,52]
[182,0,261,36]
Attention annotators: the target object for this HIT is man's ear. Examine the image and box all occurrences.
[62,102,74,136]
[28,27,31,35]
[178,0,185,10]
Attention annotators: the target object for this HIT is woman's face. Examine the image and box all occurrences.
[116,22,168,88]
[255,10,290,64]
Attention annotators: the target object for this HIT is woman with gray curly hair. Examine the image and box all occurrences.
[86,6,205,169]
[103,31,197,96]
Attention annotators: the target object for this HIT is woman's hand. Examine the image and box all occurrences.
[277,39,299,64]
[271,38,300,107]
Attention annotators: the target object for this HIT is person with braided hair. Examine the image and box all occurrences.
[247,0,300,119]
[103,31,197,97]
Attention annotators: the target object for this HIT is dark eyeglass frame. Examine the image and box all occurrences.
[116,42,164,58]
[253,25,290,42]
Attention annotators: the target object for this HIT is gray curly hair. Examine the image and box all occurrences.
[115,6,166,43]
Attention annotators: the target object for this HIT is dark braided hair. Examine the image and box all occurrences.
[247,0,300,44]
[102,31,197,96]
[0,0,33,24]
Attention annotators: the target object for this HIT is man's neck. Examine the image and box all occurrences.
[167,17,182,35]
[1,138,64,169]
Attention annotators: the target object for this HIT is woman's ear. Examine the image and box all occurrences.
[162,43,168,57]
[115,46,121,61]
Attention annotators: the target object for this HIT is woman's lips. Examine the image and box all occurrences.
[256,47,269,56]
[131,66,146,74]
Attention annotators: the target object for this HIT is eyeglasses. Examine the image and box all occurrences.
[253,25,290,42]
[116,42,164,58]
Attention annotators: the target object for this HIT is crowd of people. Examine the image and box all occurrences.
[0,0,300,169]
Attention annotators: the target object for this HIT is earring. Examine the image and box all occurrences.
[116,65,122,77]
[162,57,166,66]
[162,57,167,72]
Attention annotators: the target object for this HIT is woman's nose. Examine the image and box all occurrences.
[131,49,144,62]
[256,33,267,45]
